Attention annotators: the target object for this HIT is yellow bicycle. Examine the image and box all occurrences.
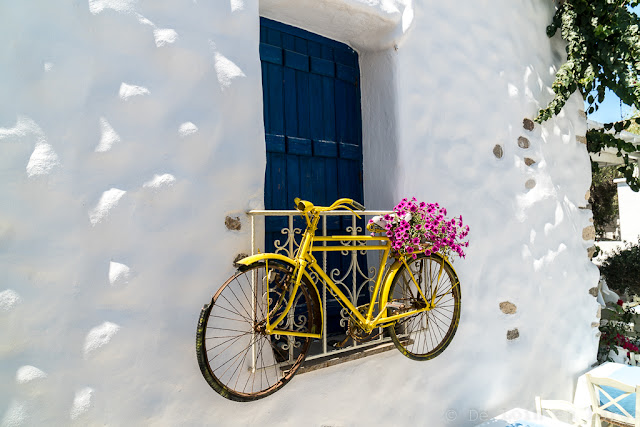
[196,198,461,401]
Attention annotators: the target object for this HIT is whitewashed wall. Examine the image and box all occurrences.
[0,0,599,426]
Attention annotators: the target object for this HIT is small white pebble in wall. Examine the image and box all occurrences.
[109,261,131,286]
[0,289,22,311]
[26,142,60,177]
[70,387,94,420]
[136,13,154,26]
[178,122,198,137]
[16,365,47,384]
[44,62,53,72]
[0,116,45,144]
[95,117,121,152]
[88,0,136,15]
[153,28,178,47]
[143,173,176,189]
[89,188,126,225]
[119,83,150,101]
[230,0,244,12]
[212,47,246,90]
[83,322,120,358]
[1,400,28,426]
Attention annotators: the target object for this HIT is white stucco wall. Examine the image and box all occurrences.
[1,1,599,426]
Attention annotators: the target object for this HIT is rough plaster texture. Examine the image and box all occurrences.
[0,0,598,425]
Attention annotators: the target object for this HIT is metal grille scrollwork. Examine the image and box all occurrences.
[248,208,393,362]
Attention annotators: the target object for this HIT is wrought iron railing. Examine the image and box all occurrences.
[247,208,393,362]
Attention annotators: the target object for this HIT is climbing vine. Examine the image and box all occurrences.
[535,0,640,191]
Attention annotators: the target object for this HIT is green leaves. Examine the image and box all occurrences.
[538,0,640,191]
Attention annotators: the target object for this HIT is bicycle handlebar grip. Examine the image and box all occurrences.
[294,198,314,212]
[352,200,366,211]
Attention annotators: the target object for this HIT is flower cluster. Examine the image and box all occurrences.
[369,197,470,260]
[598,298,640,363]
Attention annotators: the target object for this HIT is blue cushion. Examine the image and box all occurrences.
[600,385,636,417]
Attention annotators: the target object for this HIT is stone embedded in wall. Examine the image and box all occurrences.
[142,174,176,189]
[230,0,244,12]
[27,142,60,177]
[587,245,597,259]
[119,83,150,101]
[499,301,517,314]
[588,287,598,297]
[233,253,248,267]
[597,305,601,319]
[179,122,198,137]
[576,135,587,145]
[585,189,591,201]
[89,188,126,226]
[582,225,595,241]
[16,365,47,384]
[83,322,120,359]
[0,289,22,311]
[524,158,536,166]
[507,328,520,340]
[225,216,241,231]
[517,136,530,149]
[213,51,246,90]
[70,387,94,420]
[525,179,536,190]
[109,262,130,287]
[523,118,535,131]
[493,144,504,159]
[153,29,178,47]
[95,118,120,153]
[578,109,587,119]
[591,322,600,328]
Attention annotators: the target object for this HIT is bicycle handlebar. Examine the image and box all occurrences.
[293,197,366,213]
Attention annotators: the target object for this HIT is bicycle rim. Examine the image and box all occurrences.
[196,262,315,401]
[386,254,461,360]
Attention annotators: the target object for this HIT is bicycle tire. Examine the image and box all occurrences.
[386,253,461,361]
[196,260,319,401]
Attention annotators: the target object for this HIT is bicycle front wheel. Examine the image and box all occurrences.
[196,260,318,401]
[386,254,461,360]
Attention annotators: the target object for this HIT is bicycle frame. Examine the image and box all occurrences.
[238,204,451,340]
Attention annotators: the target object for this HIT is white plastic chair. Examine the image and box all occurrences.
[585,374,639,427]
[535,396,589,426]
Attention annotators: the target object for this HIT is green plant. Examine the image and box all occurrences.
[598,299,639,363]
[600,237,640,295]
[536,0,640,191]
[589,165,623,237]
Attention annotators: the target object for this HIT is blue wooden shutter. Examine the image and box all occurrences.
[260,17,363,215]
[260,18,365,336]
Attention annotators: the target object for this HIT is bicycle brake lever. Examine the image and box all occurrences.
[351,201,365,211]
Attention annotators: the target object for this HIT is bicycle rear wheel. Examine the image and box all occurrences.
[196,260,319,401]
[386,254,461,360]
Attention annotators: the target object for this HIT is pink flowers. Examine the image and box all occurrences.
[369,197,470,260]
[613,332,639,353]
